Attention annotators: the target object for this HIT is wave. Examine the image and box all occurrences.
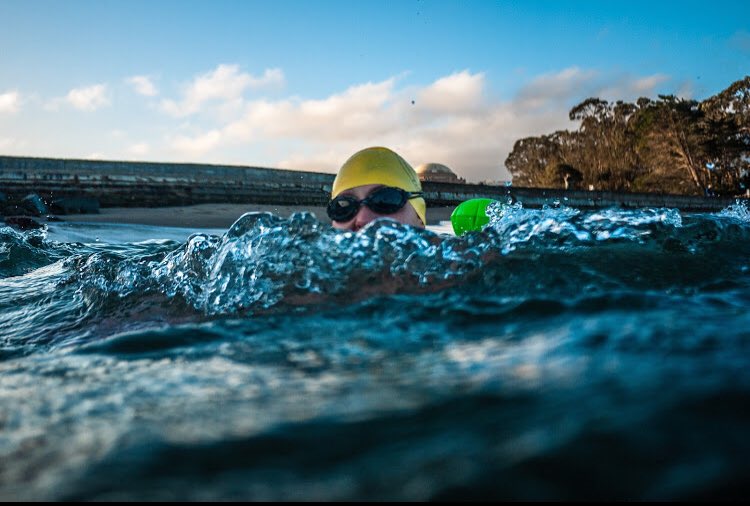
[2,201,749,349]
[2,202,750,500]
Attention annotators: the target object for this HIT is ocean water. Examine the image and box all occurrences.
[1,201,750,500]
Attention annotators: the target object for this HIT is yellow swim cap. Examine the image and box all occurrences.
[332,147,426,225]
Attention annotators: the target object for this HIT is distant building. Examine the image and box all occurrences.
[415,163,465,184]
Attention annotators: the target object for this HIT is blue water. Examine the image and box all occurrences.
[2,201,750,500]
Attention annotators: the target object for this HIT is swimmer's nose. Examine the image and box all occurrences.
[351,205,380,232]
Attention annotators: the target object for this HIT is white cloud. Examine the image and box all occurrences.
[596,73,671,101]
[0,90,21,114]
[66,84,110,111]
[0,137,17,149]
[128,142,150,156]
[630,74,670,93]
[162,68,677,183]
[127,75,158,96]
[276,149,350,173]
[160,64,284,117]
[239,78,400,140]
[166,71,520,180]
[43,98,63,112]
[516,67,599,110]
[169,130,224,155]
[417,70,485,113]
[515,67,675,113]
[675,81,694,100]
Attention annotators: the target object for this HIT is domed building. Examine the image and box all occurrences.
[415,163,465,184]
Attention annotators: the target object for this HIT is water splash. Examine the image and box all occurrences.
[148,212,488,315]
[1,226,54,278]
[483,200,684,254]
[3,202,745,329]
[718,199,750,222]
[59,202,750,318]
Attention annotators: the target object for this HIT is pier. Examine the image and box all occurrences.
[1,155,743,213]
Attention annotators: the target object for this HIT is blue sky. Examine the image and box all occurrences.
[1,0,749,182]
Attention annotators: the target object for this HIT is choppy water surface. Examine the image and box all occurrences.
[2,201,750,500]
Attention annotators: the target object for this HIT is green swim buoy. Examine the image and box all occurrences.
[450,198,497,236]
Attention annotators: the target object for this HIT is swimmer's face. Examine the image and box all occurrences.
[329,184,425,232]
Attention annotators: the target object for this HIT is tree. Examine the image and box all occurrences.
[629,95,709,194]
[505,76,750,196]
[505,134,562,187]
[568,98,640,190]
[700,76,750,193]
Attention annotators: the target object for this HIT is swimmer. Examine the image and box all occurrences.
[327,147,427,231]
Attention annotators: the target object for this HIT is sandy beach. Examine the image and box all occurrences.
[60,203,455,229]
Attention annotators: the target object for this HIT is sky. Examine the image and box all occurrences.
[1,0,749,182]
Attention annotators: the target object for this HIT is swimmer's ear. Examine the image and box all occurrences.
[450,198,496,236]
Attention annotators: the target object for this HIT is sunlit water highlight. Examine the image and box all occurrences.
[1,201,750,500]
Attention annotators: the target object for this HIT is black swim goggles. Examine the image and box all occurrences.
[327,186,424,222]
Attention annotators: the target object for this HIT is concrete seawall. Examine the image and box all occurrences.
[1,155,744,212]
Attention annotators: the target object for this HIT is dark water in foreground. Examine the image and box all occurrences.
[1,201,750,500]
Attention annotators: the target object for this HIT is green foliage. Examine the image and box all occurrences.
[505,76,750,196]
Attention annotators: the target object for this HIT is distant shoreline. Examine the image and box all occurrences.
[4,154,743,215]
[59,203,455,229]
